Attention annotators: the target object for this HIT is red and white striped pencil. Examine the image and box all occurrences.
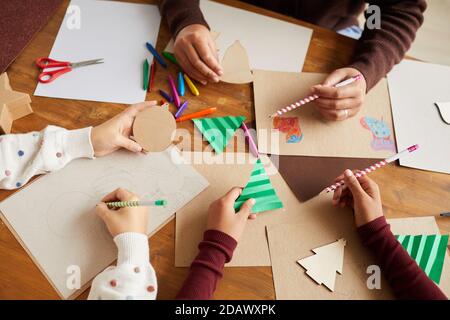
[269,74,362,118]
[324,144,419,193]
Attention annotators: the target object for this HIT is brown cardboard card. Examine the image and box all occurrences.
[132,106,176,152]
[253,70,395,158]
[277,155,378,202]
[267,216,450,299]
[175,152,350,267]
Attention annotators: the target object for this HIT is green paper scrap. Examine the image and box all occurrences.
[395,234,449,284]
[193,116,246,154]
[143,59,150,90]
[162,51,179,66]
[234,158,284,214]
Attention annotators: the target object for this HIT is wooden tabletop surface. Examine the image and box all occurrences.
[0,0,449,300]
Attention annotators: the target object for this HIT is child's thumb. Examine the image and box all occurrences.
[118,136,143,153]
[237,198,256,219]
[343,170,365,198]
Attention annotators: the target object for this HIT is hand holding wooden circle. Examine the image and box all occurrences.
[133,106,176,152]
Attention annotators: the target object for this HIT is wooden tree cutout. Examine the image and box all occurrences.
[297,238,346,292]
[0,72,33,134]
[220,40,253,84]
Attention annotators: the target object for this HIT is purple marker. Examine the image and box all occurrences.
[175,101,189,119]
[159,89,173,103]
[168,75,181,107]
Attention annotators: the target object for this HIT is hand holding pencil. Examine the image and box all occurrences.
[312,67,367,121]
[96,188,148,237]
[332,169,384,228]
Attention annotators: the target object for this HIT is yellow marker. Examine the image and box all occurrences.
[183,74,200,96]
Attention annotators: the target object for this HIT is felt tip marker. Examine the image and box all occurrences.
[175,101,189,119]
[178,72,185,96]
[440,212,450,217]
[175,107,217,123]
[168,74,181,107]
[146,42,167,68]
[162,51,179,66]
[159,89,174,103]
[184,74,200,96]
[106,200,168,208]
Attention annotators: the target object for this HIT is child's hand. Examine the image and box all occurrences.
[332,169,384,227]
[311,67,366,121]
[206,187,256,242]
[91,101,157,157]
[173,24,223,85]
[96,188,148,237]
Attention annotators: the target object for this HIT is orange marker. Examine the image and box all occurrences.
[175,107,217,123]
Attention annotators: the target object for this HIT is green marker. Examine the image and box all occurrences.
[162,51,179,66]
[106,200,167,208]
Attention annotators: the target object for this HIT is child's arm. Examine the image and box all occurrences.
[88,188,157,300]
[176,187,255,300]
[333,170,447,300]
[0,101,156,190]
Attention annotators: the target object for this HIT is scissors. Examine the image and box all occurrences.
[36,57,104,83]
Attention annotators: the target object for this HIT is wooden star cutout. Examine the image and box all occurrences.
[0,72,33,134]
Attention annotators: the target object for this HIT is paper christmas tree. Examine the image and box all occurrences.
[395,234,449,284]
[297,238,346,292]
[193,116,246,154]
[234,158,283,213]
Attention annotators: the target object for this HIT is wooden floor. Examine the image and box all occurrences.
[0,0,449,300]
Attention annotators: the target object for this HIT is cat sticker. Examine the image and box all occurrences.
[360,116,396,151]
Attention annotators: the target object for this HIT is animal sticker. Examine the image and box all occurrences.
[273,116,303,143]
[360,116,396,151]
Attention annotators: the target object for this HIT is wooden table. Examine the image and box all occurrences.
[1,0,449,300]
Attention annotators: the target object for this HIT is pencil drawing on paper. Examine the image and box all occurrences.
[46,191,100,239]
[273,116,303,143]
[360,116,396,152]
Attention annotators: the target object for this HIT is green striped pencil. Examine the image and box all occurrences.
[106,200,167,208]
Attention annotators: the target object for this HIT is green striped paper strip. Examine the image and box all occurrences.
[234,159,283,214]
[395,234,449,284]
[193,116,246,154]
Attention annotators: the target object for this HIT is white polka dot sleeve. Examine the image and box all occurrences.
[0,125,94,190]
[88,232,157,300]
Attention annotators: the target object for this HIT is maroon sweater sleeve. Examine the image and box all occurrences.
[176,230,237,300]
[349,0,426,90]
[159,0,209,37]
[357,216,447,300]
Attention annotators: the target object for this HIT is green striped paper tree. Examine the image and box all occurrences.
[395,234,449,284]
[193,116,246,154]
[234,158,283,213]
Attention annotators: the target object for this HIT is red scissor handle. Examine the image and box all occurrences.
[35,57,71,69]
[38,67,72,83]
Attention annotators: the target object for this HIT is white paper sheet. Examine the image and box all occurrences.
[387,60,450,174]
[0,148,208,299]
[34,0,161,104]
[199,0,312,73]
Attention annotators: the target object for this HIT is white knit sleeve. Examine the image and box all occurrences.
[0,125,94,190]
[87,232,157,300]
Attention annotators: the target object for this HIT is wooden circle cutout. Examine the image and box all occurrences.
[133,106,176,152]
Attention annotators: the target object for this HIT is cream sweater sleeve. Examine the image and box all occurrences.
[0,125,94,190]
[88,232,157,300]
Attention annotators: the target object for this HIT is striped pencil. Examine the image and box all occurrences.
[269,74,362,118]
[324,144,419,193]
[106,200,167,208]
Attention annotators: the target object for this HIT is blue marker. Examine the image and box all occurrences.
[178,72,185,96]
[175,101,189,119]
[159,89,173,103]
[145,42,167,68]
